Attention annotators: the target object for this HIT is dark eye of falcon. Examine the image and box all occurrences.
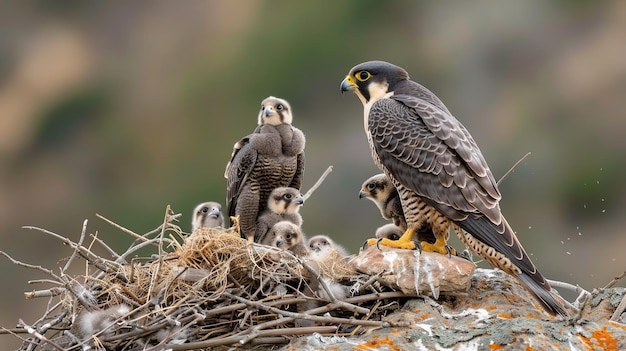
[201,206,209,214]
[286,233,293,240]
[276,104,284,111]
[367,183,376,191]
[284,193,293,200]
[355,71,371,82]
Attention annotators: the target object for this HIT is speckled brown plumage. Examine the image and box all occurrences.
[225,97,305,241]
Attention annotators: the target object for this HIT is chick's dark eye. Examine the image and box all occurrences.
[276,104,284,111]
[201,207,209,213]
[356,71,371,82]
[284,193,293,200]
[367,183,376,190]
[286,233,292,240]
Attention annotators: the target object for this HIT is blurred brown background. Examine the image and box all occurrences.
[1,1,625,348]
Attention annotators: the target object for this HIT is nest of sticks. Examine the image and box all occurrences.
[3,206,417,351]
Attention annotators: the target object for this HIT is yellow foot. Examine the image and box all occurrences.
[364,228,419,250]
[420,240,457,256]
[365,237,418,250]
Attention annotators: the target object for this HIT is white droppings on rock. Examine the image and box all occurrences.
[415,323,433,336]
[440,308,490,325]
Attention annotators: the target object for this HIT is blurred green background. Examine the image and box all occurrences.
[1,1,625,348]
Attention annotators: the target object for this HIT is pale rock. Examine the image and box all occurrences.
[352,245,476,297]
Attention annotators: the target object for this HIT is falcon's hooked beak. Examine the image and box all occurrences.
[340,75,357,94]
[358,190,367,199]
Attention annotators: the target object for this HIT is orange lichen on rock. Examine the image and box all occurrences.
[355,335,401,351]
[525,345,535,351]
[507,295,522,303]
[580,327,618,351]
[488,343,503,350]
[497,313,512,319]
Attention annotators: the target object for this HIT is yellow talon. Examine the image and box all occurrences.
[420,236,456,256]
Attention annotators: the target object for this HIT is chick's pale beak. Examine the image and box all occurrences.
[209,208,221,218]
[294,196,304,205]
[358,190,367,199]
[275,237,285,247]
[340,76,357,94]
[264,107,275,117]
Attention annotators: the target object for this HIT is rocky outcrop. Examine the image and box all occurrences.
[285,269,626,351]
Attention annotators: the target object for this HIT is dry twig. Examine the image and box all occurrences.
[603,270,626,289]
[497,152,531,186]
[302,165,333,202]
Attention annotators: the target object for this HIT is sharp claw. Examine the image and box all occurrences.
[362,240,369,251]
[376,238,383,250]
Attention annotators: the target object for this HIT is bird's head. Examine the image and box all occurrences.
[258,96,293,126]
[375,223,402,241]
[340,61,409,105]
[268,187,304,214]
[192,201,223,231]
[272,221,301,249]
[359,173,393,203]
[308,235,332,253]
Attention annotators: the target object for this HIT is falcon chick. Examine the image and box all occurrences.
[306,234,353,280]
[262,221,309,257]
[359,173,444,247]
[225,96,305,241]
[191,201,224,231]
[359,173,406,230]
[255,187,304,244]
[301,235,352,323]
[308,235,349,259]
[341,60,568,316]
[374,223,403,241]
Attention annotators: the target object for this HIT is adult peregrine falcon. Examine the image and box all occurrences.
[225,96,305,241]
[191,201,224,231]
[341,60,568,316]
